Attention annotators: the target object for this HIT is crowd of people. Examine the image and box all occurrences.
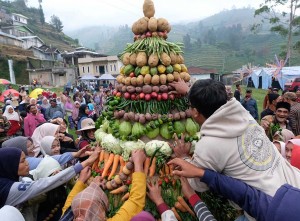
[0,79,300,221]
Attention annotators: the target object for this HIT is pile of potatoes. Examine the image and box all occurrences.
[132,17,171,35]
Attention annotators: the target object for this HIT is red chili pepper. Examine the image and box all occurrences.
[164,177,169,183]
[158,180,162,186]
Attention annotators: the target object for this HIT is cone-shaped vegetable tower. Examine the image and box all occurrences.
[96,0,199,145]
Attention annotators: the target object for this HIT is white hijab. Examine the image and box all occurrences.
[31,123,59,157]
[30,156,61,180]
[0,206,25,221]
[273,140,286,158]
[3,105,19,121]
[40,136,56,156]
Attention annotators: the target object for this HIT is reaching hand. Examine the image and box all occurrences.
[169,77,189,95]
[180,177,196,199]
[147,179,164,206]
[170,133,191,158]
[85,146,101,166]
[131,149,146,171]
[93,176,107,189]
[167,158,204,178]
[78,166,91,183]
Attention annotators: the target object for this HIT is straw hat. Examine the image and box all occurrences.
[78,118,95,131]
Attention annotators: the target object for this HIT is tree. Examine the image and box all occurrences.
[39,5,45,25]
[183,34,191,49]
[50,15,63,32]
[253,0,300,65]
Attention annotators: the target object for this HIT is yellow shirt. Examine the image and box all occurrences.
[61,172,146,221]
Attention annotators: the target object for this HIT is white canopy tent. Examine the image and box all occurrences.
[246,67,300,89]
[79,74,97,80]
[98,74,116,80]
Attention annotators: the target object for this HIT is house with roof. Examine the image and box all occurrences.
[0,31,23,47]
[18,35,44,49]
[188,66,220,82]
[11,13,28,25]
[61,47,107,67]
[29,44,61,61]
[1,25,34,37]
[78,55,122,77]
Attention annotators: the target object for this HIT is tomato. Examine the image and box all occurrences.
[157,94,162,101]
[129,72,135,78]
[169,94,175,100]
[112,90,118,96]
[124,92,130,99]
[131,94,136,100]
[126,180,131,185]
[116,92,122,97]
[139,93,145,99]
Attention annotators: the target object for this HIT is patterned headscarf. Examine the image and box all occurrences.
[72,182,108,221]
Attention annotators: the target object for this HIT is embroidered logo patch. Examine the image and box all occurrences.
[238,122,275,171]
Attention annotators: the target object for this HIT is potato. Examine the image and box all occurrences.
[122,77,126,84]
[122,52,131,65]
[116,75,124,84]
[121,86,127,93]
[136,87,142,93]
[130,77,137,86]
[157,18,170,32]
[127,86,136,93]
[148,53,159,67]
[136,52,148,67]
[148,17,157,32]
[159,74,167,85]
[132,21,139,35]
[177,54,185,64]
[137,17,148,34]
[136,75,144,86]
[169,52,177,65]
[125,77,131,86]
[173,72,180,81]
[144,74,152,85]
[152,86,159,93]
[143,0,155,18]
[159,85,168,93]
[142,85,152,94]
[129,53,137,66]
[167,74,174,82]
[151,75,160,85]
[184,73,191,82]
[160,52,171,66]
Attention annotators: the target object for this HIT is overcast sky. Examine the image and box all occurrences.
[27,0,263,31]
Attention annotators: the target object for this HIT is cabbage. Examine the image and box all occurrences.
[95,129,107,143]
[120,139,145,161]
[101,134,122,154]
[119,121,132,136]
[145,140,172,157]
[160,123,172,139]
[186,118,198,136]
[101,118,110,133]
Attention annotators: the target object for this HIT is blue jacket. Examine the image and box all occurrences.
[201,170,300,221]
[241,98,258,120]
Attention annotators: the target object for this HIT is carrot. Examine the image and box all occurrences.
[92,159,99,171]
[175,202,187,212]
[104,151,110,162]
[149,157,156,177]
[121,192,130,201]
[99,150,105,162]
[177,196,195,217]
[119,156,126,174]
[169,164,174,176]
[164,164,170,175]
[171,207,182,221]
[110,185,128,194]
[101,153,114,178]
[108,154,120,180]
[143,157,151,175]
[159,169,164,177]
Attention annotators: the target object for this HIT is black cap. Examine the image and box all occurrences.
[276,101,290,112]
[246,89,252,93]
[268,93,280,103]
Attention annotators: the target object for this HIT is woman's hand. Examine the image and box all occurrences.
[147,179,164,206]
[78,166,91,183]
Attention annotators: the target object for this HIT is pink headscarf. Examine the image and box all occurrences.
[65,97,73,110]
[291,145,300,170]
[131,211,155,221]
[72,182,108,221]
[31,123,60,157]
[287,139,300,146]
